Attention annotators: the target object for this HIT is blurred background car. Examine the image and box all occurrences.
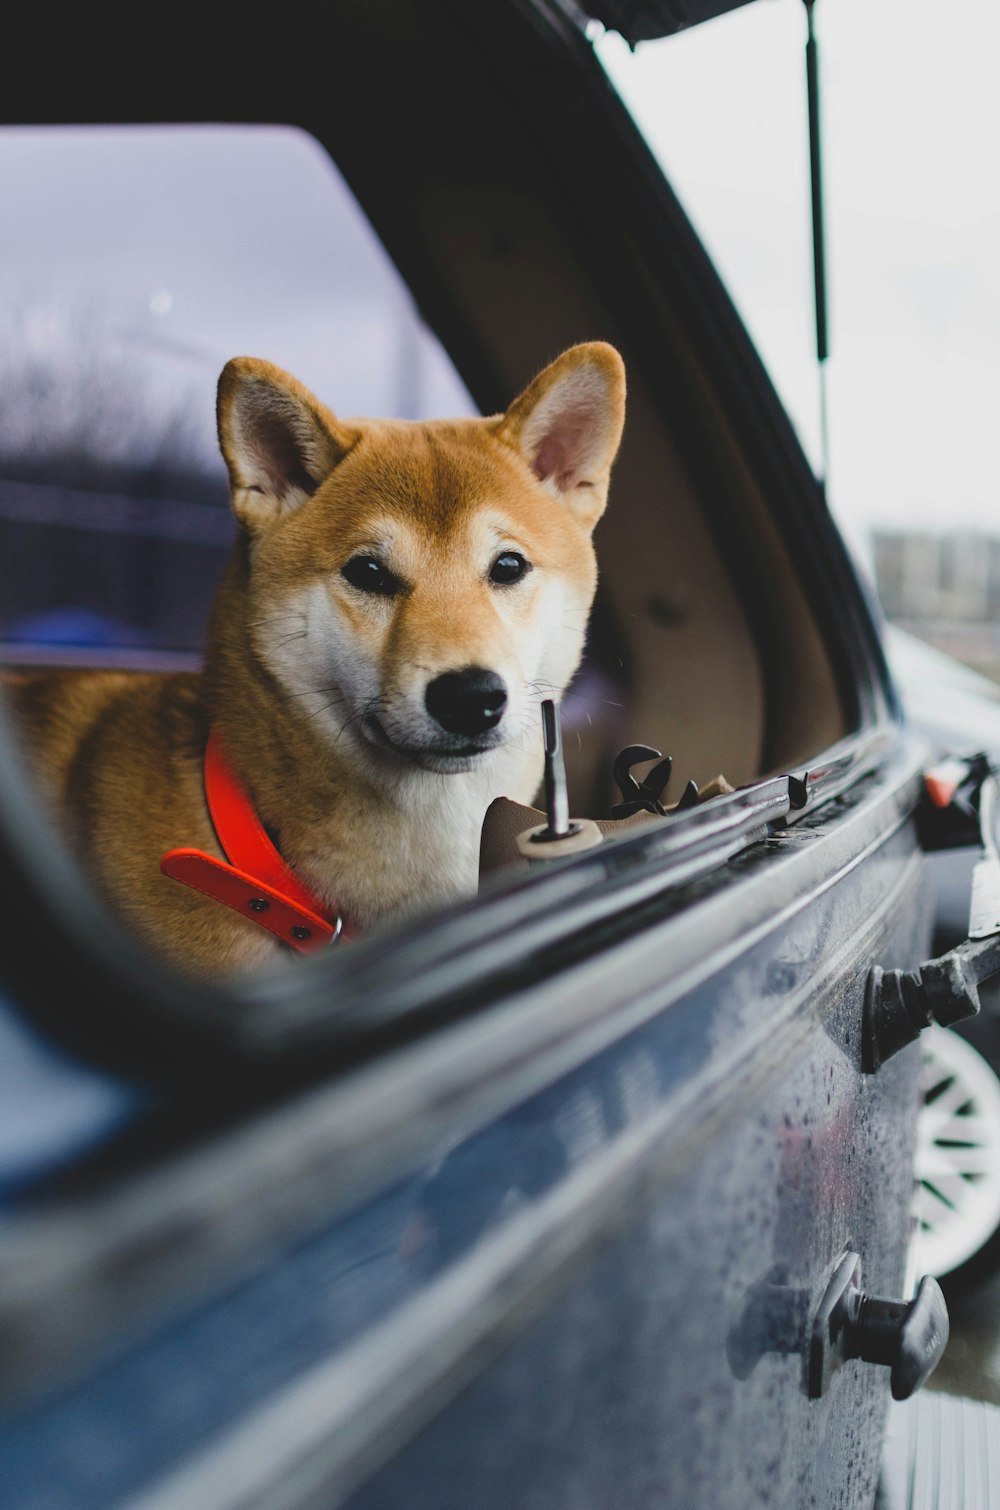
[885,627,1000,1288]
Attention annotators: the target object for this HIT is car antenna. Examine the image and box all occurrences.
[541,698,572,840]
[804,0,831,494]
[516,700,603,860]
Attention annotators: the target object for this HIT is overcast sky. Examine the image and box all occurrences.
[596,0,1000,545]
[0,0,995,549]
[0,126,472,476]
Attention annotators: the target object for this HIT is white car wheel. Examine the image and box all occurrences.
[911,1024,1000,1279]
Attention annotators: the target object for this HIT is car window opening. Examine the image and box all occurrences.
[0,119,854,1001]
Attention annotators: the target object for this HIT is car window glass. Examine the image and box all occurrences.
[0,124,475,661]
[592,15,824,482]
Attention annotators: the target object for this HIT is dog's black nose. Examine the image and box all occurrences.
[425,668,508,737]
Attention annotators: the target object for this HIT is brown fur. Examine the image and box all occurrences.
[5,343,626,977]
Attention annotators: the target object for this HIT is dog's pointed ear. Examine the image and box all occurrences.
[496,342,626,530]
[217,358,359,533]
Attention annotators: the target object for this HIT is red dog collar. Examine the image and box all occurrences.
[161,728,352,954]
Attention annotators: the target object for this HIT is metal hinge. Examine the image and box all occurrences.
[863,753,1000,1073]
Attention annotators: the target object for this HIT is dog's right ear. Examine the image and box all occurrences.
[217,358,359,533]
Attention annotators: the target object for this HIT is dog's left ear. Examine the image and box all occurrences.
[497,342,626,530]
[217,357,359,534]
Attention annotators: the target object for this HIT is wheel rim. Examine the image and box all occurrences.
[911,1024,1000,1278]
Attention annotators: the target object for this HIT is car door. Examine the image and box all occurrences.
[0,2,942,1507]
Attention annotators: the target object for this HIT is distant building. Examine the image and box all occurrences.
[873,530,1000,622]
[873,529,1000,684]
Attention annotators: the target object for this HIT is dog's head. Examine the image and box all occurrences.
[215,343,625,777]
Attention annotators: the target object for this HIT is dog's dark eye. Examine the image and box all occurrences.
[489,552,530,586]
[341,555,401,597]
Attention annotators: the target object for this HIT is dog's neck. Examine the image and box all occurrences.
[202,627,541,929]
[212,712,541,927]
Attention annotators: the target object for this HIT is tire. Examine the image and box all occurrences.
[911,1021,1000,1287]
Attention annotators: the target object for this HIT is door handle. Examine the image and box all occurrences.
[727,1250,949,1401]
[808,1250,948,1401]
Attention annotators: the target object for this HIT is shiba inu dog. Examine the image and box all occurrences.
[7,342,626,977]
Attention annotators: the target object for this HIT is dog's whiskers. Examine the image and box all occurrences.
[248,614,308,629]
[286,684,347,700]
[333,696,383,747]
[304,699,350,724]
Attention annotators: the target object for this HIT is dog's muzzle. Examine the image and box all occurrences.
[424,668,508,738]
